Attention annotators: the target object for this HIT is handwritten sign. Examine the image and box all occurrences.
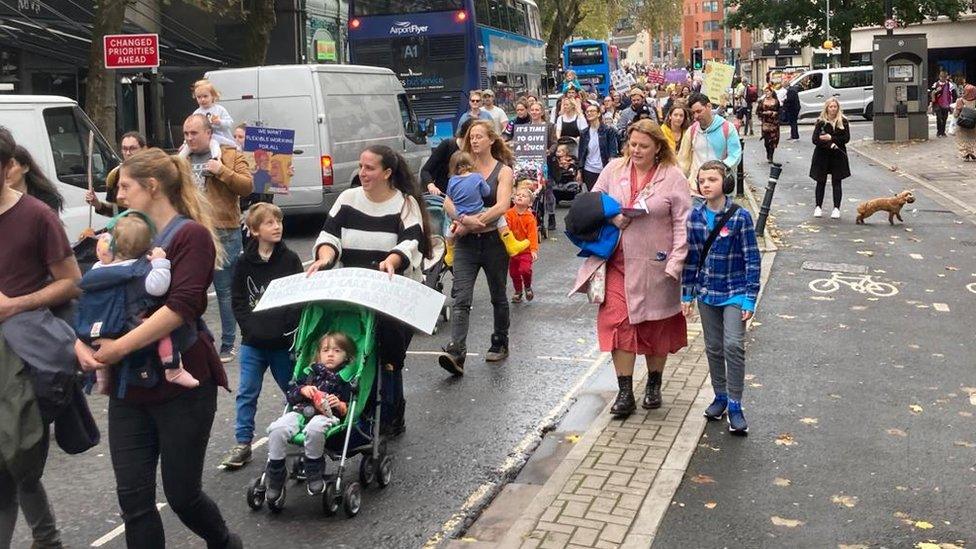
[646,71,665,85]
[702,61,735,106]
[253,268,446,335]
[512,123,548,184]
[243,126,295,195]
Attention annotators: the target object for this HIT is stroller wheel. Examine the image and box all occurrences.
[442,304,451,323]
[377,455,393,489]
[290,456,305,481]
[343,482,362,518]
[246,476,266,510]
[266,483,286,513]
[322,481,340,516]
[359,456,377,487]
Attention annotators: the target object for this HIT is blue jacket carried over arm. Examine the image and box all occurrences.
[564,192,622,260]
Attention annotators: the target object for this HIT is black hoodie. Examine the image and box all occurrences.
[231,239,304,350]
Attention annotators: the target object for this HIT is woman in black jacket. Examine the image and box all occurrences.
[577,103,619,190]
[420,118,476,195]
[809,98,851,219]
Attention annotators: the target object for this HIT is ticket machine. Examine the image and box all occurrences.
[872,34,928,141]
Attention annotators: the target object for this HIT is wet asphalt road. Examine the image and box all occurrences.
[654,121,976,547]
[12,210,604,548]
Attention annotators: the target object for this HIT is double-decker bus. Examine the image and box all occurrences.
[348,0,545,143]
[562,39,618,97]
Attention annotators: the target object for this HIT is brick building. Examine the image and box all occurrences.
[680,0,751,74]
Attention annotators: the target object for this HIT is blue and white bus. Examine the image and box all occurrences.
[562,40,619,97]
[348,0,545,143]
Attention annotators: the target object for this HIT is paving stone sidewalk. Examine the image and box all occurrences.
[496,323,714,548]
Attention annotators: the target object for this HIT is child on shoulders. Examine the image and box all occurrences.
[681,160,761,435]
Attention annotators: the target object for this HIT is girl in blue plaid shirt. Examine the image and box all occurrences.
[681,160,761,434]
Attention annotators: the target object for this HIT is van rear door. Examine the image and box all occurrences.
[827,70,871,115]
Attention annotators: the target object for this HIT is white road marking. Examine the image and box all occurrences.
[424,350,611,547]
[910,253,924,260]
[91,503,167,547]
[536,356,597,363]
[405,350,479,357]
[933,303,950,312]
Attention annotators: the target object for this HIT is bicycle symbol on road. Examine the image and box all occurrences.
[809,273,899,297]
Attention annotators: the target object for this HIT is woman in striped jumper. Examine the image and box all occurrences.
[306,145,433,436]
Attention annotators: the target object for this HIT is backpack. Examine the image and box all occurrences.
[745,84,758,104]
[958,106,976,129]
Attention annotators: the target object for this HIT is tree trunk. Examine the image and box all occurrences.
[545,0,584,68]
[85,0,128,145]
[241,0,278,66]
[838,29,851,66]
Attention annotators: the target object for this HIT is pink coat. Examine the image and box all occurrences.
[571,159,691,323]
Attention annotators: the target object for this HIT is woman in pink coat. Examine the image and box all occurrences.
[571,119,691,417]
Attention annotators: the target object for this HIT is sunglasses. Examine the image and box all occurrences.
[470,99,482,103]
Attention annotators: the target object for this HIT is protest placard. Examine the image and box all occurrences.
[512,123,548,183]
[664,69,689,84]
[253,268,447,335]
[610,69,637,93]
[243,126,295,195]
[647,71,665,84]
[702,61,735,106]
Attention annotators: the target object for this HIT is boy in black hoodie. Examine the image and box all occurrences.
[221,203,304,469]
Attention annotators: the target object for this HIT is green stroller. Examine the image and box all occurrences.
[246,302,392,517]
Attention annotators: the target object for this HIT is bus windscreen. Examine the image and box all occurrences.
[353,0,463,16]
[568,45,604,66]
[353,35,466,92]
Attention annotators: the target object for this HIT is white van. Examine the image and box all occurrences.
[0,95,120,240]
[790,66,875,121]
[205,64,433,217]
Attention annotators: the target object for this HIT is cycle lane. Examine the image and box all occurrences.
[652,126,976,547]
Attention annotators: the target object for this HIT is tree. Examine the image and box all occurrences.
[240,0,277,66]
[631,0,682,37]
[538,0,587,67]
[85,0,128,145]
[574,0,627,41]
[725,0,968,66]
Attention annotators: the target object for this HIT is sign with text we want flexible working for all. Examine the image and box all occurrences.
[103,34,159,69]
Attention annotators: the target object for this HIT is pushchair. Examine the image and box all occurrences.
[246,302,390,517]
[548,136,584,204]
[422,194,451,333]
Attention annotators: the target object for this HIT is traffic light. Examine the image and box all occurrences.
[691,48,704,71]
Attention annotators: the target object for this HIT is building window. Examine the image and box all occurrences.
[702,1,719,12]
[703,39,720,50]
[702,20,721,31]
[695,22,699,31]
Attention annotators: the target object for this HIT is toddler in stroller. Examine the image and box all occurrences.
[265,331,354,500]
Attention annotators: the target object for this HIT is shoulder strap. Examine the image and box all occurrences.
[154,215,190,250]
[697,203,740,273]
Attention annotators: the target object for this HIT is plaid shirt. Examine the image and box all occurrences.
[681,200,761,308]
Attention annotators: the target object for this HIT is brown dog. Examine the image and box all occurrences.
[856,190,915,225]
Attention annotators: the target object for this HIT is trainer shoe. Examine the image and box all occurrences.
[727,399,749,435]
[304,456,326,495]
[485,334,509,362]
[265,459,287,503]
[703,394,728,420]
[813,206,823,218]
[830,208,841,219]
[438,343,465,376]
[220,443,252,469]
[219,347,236,364]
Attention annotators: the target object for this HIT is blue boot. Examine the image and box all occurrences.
[727,399,748,435]
[703,393,728,420]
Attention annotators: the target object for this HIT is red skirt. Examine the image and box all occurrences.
[597,250,688,355]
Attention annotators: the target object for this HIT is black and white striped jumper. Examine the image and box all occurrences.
[314,187,424,280]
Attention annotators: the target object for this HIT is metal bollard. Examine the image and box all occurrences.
[755,163,782,238]
[736,137,745,196]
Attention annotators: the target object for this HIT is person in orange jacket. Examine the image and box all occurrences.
[506,187,539,303]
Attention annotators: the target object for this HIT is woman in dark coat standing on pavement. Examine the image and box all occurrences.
[755,86,781,164]
[809,97,851,219]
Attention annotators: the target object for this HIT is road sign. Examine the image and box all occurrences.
[103,33,159,69]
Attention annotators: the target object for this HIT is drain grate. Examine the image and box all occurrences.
[801,261,868,274]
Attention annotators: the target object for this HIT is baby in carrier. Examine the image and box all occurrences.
[75,212,199,394]
[444,151,530,266]
[265,331,355,499]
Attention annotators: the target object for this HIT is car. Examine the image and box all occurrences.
[790,66,875,121]
[0,95,120,241]
[206,64,433,219]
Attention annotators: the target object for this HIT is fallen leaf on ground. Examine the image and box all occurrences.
[909,404,924,414]
[565,434,580,443]
[775,433,796,446]
[777,314,796,319]
[704,501,717,509]
[915,520,934,529]
[856,250,875,257]
[916,544,940,549]
[800,417,819,425]
[689,474,716,484]
[953,440,975,448]
[773,477,792,487]
[946,266,959,271]
[770,516,805,528]
[886,428,908,437]
[831,495,858,508]
[829,394,842,399]
[839,545,869,549]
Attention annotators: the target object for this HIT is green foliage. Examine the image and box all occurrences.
[631,0,682,36]
[575,0,627,39]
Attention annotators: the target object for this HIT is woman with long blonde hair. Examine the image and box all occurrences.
[74,148,240,549]
[809,97,851,218]
[572,119,691,417]
[438,120,516,374]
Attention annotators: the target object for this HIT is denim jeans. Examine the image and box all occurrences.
[213,229,243,351]
[235,345,294,444]
[449,231,510,352]
[108,383,231,549]
[698,302,747,401]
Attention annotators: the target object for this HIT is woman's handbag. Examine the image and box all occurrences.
[586,262,606,304]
